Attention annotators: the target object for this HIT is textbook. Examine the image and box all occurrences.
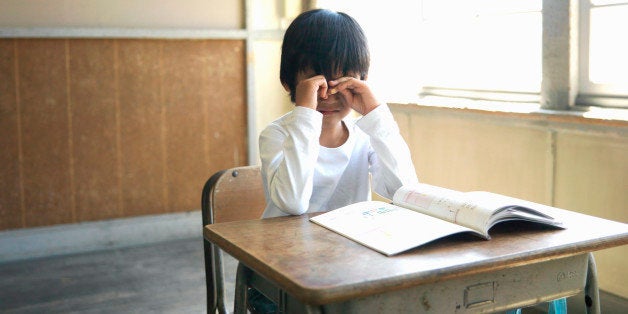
[310,183,564,256]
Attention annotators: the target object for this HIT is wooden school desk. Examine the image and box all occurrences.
[204,207,628,313]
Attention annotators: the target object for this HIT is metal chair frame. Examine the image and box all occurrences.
[201,165,266,314]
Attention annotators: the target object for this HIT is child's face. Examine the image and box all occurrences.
[295,69,358,123]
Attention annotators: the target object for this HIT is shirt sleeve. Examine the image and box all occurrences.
[259,107,322,215]
[356,104,419,199]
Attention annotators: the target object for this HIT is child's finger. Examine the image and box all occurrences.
[295,75,329,108]
[329,77,353,87]
[336,78,368,96]
[329,77,357,94]
[305,75,328,99]
[327,77,349,95]
[319,76,330,97]
[319,81,329,98]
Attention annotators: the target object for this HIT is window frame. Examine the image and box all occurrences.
[576,0,628,109]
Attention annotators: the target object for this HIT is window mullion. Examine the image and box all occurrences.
[541,0,579,110]
[578,0,591,97]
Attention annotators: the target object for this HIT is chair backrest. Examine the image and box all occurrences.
[201,165,266,314]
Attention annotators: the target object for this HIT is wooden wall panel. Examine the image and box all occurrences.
[206,41,247,170]
[162,39,247,213]
[0,40,22,230]
[161,41,209,212]
[18,39,73,227]
[68,39,120,221]
[0,38,247,231]
[117,39,166,216]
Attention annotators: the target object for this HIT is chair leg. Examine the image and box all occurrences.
[548,298,567,314]
[505,309,521,314]
[204,240,217,314]
[234,262,251,314]
[213,245,229,314]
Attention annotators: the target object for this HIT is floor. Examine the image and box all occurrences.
[1,237,625,314]
[0,237,208,314]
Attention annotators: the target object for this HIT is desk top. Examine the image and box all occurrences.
[204,208,628,305]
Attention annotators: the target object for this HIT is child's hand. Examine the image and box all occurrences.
[294,75,329,110]
[329,77,379,115]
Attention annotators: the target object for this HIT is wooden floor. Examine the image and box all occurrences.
[1,237,625,313]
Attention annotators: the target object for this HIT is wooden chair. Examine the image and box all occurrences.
[201,165,266,314]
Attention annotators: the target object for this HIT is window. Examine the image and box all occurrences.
[315,0,628,110]
[418,1,541,103]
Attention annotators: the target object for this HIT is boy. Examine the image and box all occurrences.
[252,9,419,313]
[259,9,418,219]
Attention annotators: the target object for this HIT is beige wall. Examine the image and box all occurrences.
[0,0,242,29]
[554,131,627,298]
[390,103,628,297]
[253,40,293,143]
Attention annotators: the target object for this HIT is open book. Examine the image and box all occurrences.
[310,183,564,256]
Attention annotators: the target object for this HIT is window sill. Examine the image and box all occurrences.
[388,97,628,129]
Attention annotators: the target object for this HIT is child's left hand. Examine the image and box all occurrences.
[329,77,380,115]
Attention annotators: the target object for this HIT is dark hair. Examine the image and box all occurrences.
[280,9,370,102]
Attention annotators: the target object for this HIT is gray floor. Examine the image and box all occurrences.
[1,237,625,314]
[0,237,208,314]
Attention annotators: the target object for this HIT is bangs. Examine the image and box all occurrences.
[280,9,370,102]
[296,14,369,79]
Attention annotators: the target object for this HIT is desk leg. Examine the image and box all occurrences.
[234,263,250,314]
[585,253,600,314]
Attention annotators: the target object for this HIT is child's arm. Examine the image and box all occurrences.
[359,105,419,199]
[259,75,331,216]
[259,107,321,216]
[332,78,418,198]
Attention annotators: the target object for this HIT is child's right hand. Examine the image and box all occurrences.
[294,75,329,110]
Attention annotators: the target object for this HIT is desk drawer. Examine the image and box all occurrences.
[325,254,588,313]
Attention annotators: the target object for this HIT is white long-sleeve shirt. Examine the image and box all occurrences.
[259,104,418,218]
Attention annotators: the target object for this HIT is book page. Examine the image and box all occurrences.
[466,191,562,228]
[310,201,478,256]
[392,184,496,235]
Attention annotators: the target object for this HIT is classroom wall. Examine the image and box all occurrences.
[0,1,250,230]
[0,0,242,29]
[390,103,628,298]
